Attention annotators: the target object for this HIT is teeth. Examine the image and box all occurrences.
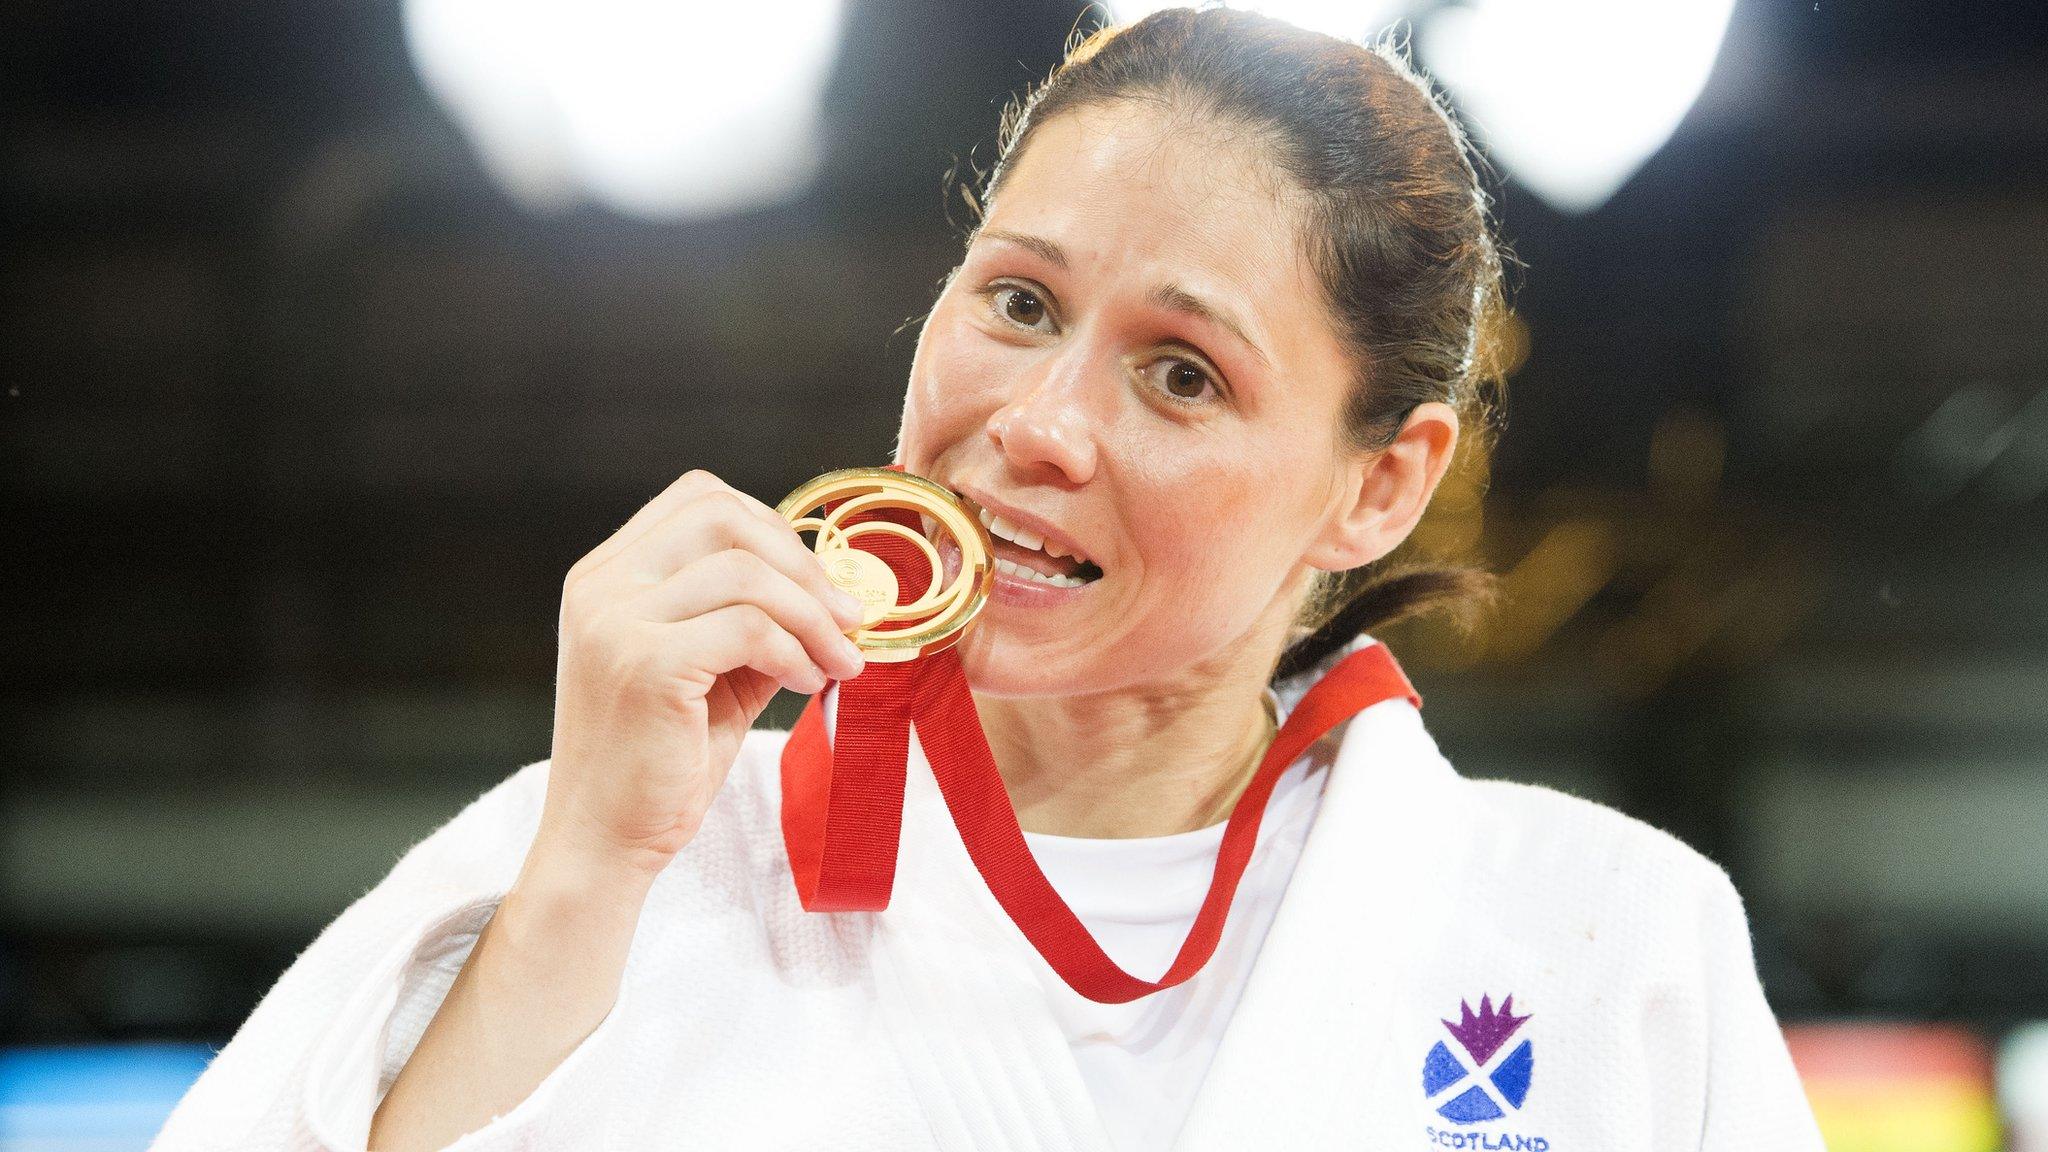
[976,504,1091,567]
[991,514,1041,552]
[994,555,1088,588]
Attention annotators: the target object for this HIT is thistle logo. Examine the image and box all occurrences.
[1423,994,1535,1124]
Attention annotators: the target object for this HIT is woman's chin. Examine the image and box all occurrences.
[955,633,1067,698]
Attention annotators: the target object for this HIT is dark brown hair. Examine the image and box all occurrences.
[962,7,1511,683]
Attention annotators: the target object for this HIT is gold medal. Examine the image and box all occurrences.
[816,545,898,628]
[777,467,994,662]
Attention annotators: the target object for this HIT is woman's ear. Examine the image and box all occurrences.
[1305,401,1461,571]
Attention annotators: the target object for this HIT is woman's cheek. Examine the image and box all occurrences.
[903,375,978,454]
[1157,492,1277,613]
[918,325,1009,417]
[1133,525,1227,611]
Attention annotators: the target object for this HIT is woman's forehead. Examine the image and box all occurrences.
[992,103,1301,266]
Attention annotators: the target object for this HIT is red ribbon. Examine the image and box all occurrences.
[778,468,1422,1004]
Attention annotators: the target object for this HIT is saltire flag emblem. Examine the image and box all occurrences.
[1423,994,1535,1124]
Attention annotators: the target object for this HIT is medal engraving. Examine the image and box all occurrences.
[816,545,898,628]
[777,467,994,662]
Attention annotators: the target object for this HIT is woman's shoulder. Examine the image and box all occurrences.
[1448,774,1755,957]
[1403,776,1816,1145]
[1460,775,1725,874]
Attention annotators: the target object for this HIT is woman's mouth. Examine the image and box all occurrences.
[972,502,1102,583]
[934,510,1103,608]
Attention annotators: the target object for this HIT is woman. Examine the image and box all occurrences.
[153,10,1822,1152]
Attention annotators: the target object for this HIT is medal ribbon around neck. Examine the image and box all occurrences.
[777,465,1423,1004]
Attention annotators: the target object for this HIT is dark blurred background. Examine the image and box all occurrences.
[3,0,2046,1147]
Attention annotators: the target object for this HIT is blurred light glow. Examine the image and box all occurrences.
[1784,1022,2000,1152]
[2002,1023,2048,1152]
[0,1043,214,1148]
[1107,1,1406,43]
[403,0,845,219]
[1423,0,1735,213]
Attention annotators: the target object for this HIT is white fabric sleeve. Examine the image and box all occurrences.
[147,758,632,1152]
[1694,868,1826,1152]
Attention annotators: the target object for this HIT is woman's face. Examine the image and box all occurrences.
[897,100,1418,697]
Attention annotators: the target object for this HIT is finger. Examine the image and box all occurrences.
[575,469,790,582]
[570,469,723,582]
[719,665,787,719]
[634,548,866,681]
[717,483,797,533]
[666,602,833,695]
[610,489,866,631]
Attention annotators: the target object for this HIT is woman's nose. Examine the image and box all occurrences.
[985,368,1099,485]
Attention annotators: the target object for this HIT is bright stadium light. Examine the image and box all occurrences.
[1423,0,1736,213]
[1103,0,1733,214]
[402,0,845,220]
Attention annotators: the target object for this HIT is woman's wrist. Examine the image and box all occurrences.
[514,832,662,926]
[473,840,654,1021]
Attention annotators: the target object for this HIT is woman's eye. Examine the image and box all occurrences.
[991,285,1053,331]
[1148,357,1222,405]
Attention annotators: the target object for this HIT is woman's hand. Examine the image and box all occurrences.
[539,468,868,879]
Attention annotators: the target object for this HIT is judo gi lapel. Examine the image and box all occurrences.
[1173,690,1478,1150]
[834,685,1115,1152]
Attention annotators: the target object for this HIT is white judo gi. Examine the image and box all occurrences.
[151,635,1825,1151]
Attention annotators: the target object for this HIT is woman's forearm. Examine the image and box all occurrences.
[368,843,656,1152]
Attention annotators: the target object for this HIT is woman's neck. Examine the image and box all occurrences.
[972,633,1288,839]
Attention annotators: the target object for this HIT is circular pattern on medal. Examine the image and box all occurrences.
[816,545,898,628]
[776,467,994,662]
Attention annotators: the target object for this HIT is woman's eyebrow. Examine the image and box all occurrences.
[980,228,1069,270]
[978,229,1270,368]
[1149,283,1270,368]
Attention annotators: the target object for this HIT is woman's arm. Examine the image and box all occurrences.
[371,467,862,1148]
[153,468,858,1150]
[367,841,654,1152]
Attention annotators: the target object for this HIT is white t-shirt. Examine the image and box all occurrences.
[1017,685,1327,1152]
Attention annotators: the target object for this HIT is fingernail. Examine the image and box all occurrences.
[838,637,866,676]
[831,589,863,620]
